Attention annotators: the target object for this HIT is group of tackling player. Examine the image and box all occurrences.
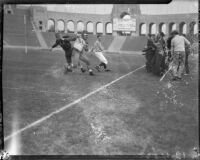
[50,31,110,76]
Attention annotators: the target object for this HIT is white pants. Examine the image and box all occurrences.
[94,52,108,65]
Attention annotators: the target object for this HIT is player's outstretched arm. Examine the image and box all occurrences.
[62,33,77,41]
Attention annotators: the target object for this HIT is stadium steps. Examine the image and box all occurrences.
[3,11,40,47]
[108,36,126,53]
[42,32,56,47]
[31,20,48,48]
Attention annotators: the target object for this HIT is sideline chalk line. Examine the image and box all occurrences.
[4,65,145,142]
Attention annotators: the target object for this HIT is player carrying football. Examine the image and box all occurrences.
[72,31,94,76]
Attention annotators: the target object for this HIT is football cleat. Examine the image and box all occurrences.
[89,71,94,76]
[95,65,101,72]
[81,68,86,73]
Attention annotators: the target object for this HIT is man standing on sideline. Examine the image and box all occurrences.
[50,32,77,73]
[170,30,191,80]
[151,32,166,76]
[143,34,156,72]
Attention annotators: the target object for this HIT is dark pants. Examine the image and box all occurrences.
[145,50,154,72]
[65,48,72,65]
[73,48,90,66]
[151,53,165,76]
[171,51,185,78]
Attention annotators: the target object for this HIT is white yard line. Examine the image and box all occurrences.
[4,65,145,142]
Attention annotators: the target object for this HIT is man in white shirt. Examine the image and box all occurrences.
[170,30,191,80]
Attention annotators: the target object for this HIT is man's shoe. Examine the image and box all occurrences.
[65,65,73,72]
[95,66,101,72]
[81,68,86,73]
[67,68,73,72]
[105,69,111,72]
[89,71,95,76]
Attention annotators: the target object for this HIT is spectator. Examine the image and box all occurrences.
[143,34,156,72]
[151,32,166,76]
[170,30,191,80]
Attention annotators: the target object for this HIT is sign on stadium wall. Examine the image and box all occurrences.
[113,18,136,31]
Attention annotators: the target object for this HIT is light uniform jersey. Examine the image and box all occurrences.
[93,40,104,52]
[93,40,108,65]
[74,37,86,52]
[78,37,86,46]
[72,36,91,68]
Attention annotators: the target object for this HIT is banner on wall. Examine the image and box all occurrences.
[113,18,136,31]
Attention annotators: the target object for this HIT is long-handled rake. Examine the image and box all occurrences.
[159,61,173,82]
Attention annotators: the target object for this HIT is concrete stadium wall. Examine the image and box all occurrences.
[46,11,112,35]
[5,5,198,36]
[136,14,198,36]
[45,12,198,36]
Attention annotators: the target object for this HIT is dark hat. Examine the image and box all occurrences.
[97,34,102,38]
[147,33,152,37]
[171,30,179,35]
[160,32,165,37]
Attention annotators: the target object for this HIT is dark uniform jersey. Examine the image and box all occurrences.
[52,33,77,65]
[52,39,72,51]
[52,33,77,51]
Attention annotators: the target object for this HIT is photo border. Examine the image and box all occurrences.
[1,0,199,160]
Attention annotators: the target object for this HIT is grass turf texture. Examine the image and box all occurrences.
[2,48,198,155]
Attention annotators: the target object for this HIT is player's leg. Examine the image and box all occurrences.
[94,52,109,71]
[79,51,94,75]
[64,49,73,72]
[72,49,86,73]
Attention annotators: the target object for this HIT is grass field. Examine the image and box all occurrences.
[2,48,198,156]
